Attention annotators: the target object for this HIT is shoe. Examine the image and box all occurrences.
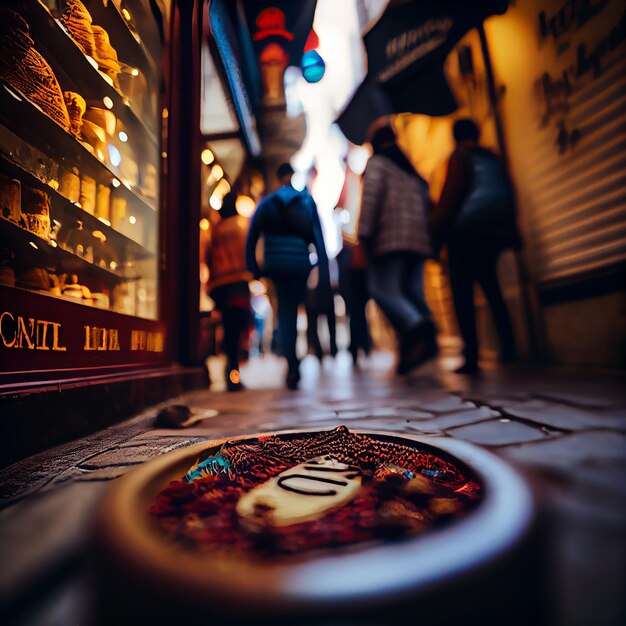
[350,348,359,366]
[398,337,439,375]
[227,381,245,392]
[226,368,245,392]
[453,362,480,375]
[397,321,438,375]
[286,369,300,390]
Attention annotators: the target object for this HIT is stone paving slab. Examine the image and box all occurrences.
[502,430,626,469]
[0,481,106,602]
[459,392,531,409]
[534,389,624,410]
[0,406,158,506]
[406,406,500,432]
[502,399,626,432]
[79,437,205,469]
[447,419,548,446]
[568,463,626,498]
[406,395,477,413]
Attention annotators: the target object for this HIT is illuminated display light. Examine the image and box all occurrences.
[209,194,223,210]
[111,178,121,188]
[302,50,325,83]
[347,145,371,175]
[201,149,215,165]
[122,8,132,21]
[129,215,137,225]
[235,195,255,217]
[103,96,114,109]
[29,241,38,249]
[118,131,128,142]
[249,280,266,296]
[214,178,231,199]
[199,218,210,231]
[131,68,139,77]
[211,164,223,180]
[108,145,122,167]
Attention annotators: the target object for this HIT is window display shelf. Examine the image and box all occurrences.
[85,0,159,80]
[0,154,155,263]
[0,216,136,287]
[26,0,159,147]
[0,82,158,215]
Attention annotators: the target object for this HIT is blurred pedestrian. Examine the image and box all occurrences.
[246,163,329,389]
[358,122,437,375]
[306,264,338,361]
[429,118,519,374]
[337,239,371,365]
[206,192,252,391]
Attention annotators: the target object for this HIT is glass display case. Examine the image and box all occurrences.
[0,0,163,319]
[0,0,170,379]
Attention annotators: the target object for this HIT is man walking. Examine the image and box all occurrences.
[430,118,519,374]
[246,163,329,389]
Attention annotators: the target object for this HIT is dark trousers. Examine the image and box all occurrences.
[306,289,337,358]
[272,272,309,373]
[367,252,432,338]
[346,268,371,357]
[337,248,371,358]
[447,241,516,366]
[220,308,249,371]
[211,283,250,372]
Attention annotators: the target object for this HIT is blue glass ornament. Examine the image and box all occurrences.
[302,50,325,83]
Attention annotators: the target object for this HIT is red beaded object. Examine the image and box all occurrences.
[150,426,482,558]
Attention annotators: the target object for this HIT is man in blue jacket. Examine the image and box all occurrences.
[246,163,329,389]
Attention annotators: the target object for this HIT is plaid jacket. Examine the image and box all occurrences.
[358,155,432,258]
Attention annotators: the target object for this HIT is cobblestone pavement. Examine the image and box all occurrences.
[1,352,625,626]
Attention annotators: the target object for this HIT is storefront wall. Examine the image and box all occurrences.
[486,0,626,367]
[0,0,212,466]
[394,1,624,367]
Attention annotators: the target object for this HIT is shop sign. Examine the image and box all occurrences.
[539,0,609,51]
[1,311,164,354]
[536,1,625,153]
[0,311,66,351]
[0,285,167,379]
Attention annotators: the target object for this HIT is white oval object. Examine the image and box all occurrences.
[236,455,362,526]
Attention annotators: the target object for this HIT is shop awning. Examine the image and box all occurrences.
[337,0,509,144]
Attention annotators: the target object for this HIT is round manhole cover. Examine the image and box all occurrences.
[96,426,534,623]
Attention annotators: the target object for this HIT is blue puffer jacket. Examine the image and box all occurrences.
[245,184,329,280]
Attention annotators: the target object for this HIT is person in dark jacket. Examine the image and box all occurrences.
[429,118,520,374]
[246,162,329,389]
